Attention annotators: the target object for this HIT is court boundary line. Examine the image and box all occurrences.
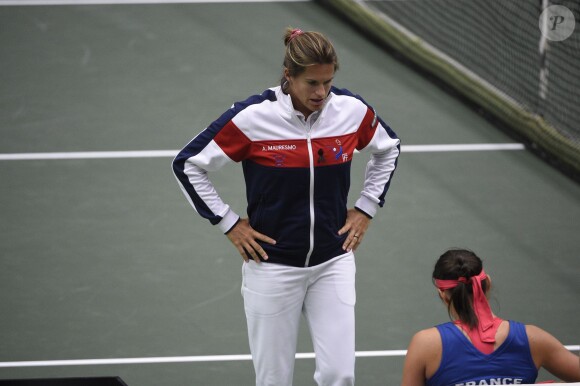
[0,144,525,161]
[1,346,577,368]
[0,351,403,368]
[0,0,310,6]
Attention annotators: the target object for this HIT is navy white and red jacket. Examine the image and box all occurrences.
[173,85,400,267]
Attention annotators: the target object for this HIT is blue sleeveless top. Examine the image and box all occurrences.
[426,320,538,386]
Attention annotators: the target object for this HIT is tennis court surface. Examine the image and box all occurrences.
[1,1,578,385]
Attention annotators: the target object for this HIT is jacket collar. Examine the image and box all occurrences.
[275,86,333,123]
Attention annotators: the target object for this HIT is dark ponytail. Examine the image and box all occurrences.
[433,249,488,329]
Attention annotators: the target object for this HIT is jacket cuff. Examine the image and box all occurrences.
[354,207,373,219]
[219,209,240,234]
[354,195,378,218]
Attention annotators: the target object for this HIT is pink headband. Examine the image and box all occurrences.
[435,270,496,343]
[289,28,303,42]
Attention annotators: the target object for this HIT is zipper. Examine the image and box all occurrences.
[304,131,315,267]
[291,110,319,267]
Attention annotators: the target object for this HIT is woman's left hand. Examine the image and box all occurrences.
[338,208,371,252]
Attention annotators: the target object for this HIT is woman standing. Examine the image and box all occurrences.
[173,27,400,386]
[401,248,580,385]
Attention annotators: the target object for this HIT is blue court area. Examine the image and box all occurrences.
[0,1,578,385]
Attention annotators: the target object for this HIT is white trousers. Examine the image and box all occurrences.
[241,252,356,386]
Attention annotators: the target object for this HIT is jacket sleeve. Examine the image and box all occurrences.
[354,110,400,218]
[172,114,251,233]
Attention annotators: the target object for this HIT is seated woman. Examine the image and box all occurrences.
[401,248,580,386]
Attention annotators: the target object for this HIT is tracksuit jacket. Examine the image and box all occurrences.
[173,85,400,267]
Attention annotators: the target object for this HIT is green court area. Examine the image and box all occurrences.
[1,1,578,385]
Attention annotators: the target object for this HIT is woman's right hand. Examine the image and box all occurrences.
[226,218,276,263]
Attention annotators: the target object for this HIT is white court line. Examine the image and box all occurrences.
[0,144,525,161]
[402,143,525,152]
[0,150,177,161]
[0,0,309,5]
[0,347,577,368]
[0,351,398,368]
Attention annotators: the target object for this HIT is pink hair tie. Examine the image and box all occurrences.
[435,276,469,290]
[435,270,496,343]
[289,28,303,42]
